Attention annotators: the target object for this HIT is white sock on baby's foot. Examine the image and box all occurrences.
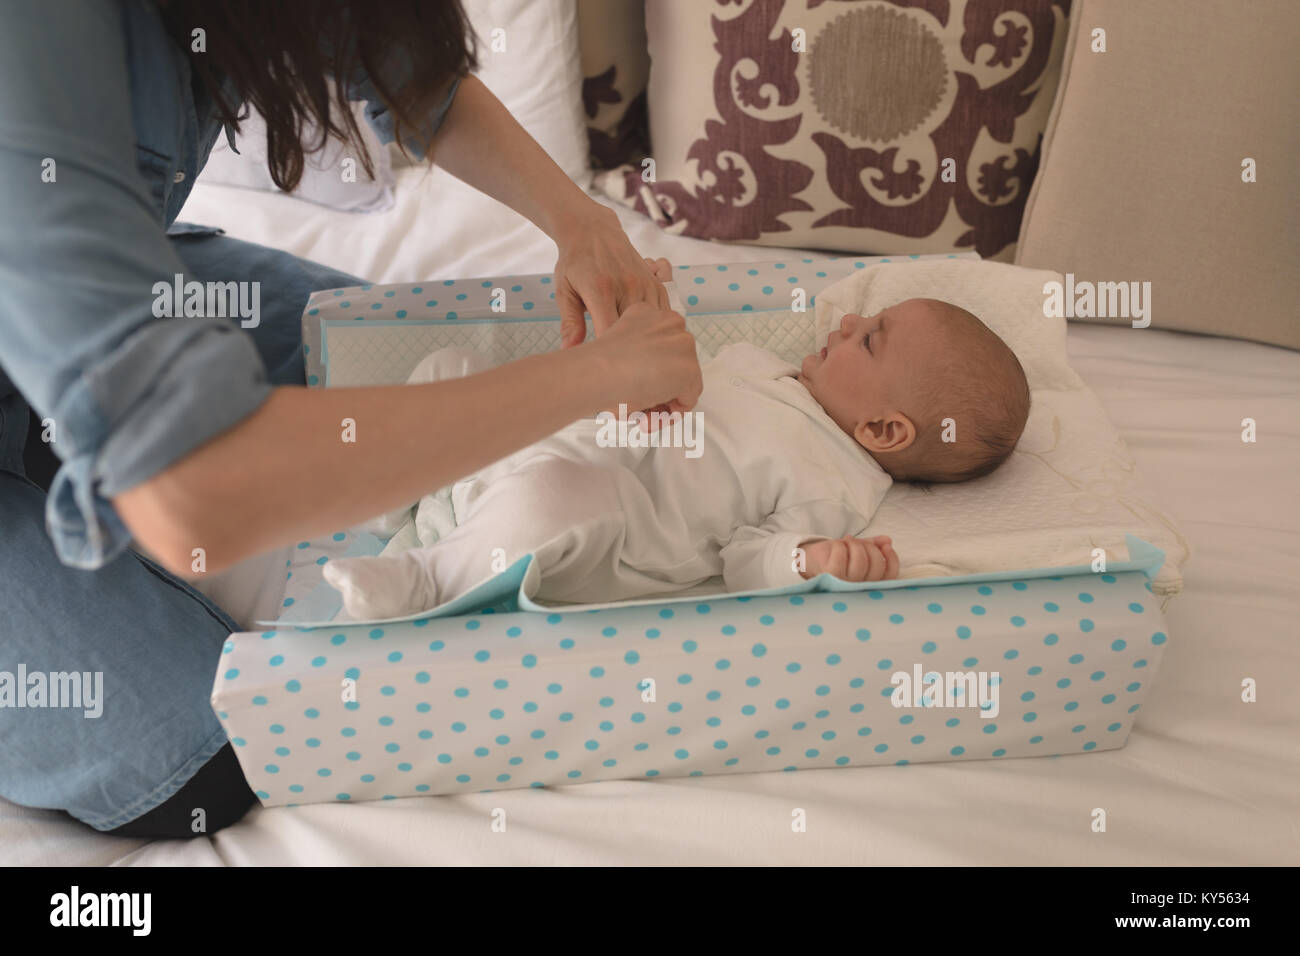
[322,553,438,620]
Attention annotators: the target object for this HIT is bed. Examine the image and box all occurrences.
[2,162,1296,865]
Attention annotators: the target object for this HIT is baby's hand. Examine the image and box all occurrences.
[643,256,674,284]
[798,535,899,582]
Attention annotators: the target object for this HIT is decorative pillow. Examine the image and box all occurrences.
[594,0,1072,259]
[577,0,651,170]
[199,95,396,213]
[1015,0,1300,349]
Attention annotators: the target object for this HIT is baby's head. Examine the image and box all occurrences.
[797,298,1030,483]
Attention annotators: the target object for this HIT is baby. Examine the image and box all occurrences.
[325,262,1030,619]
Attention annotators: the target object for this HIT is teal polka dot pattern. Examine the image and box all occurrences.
[215,567,1168,807]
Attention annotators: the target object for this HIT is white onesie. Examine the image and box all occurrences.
[324,342,892,619]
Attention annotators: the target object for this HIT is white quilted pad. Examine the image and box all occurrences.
[815,260,1188,598]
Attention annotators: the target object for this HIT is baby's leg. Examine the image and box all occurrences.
[325,454,634,619]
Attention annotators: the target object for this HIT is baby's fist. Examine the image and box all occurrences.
[797,535,899,582]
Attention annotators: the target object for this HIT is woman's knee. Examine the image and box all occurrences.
[0,471,246,832]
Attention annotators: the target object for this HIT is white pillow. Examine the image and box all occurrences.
[199,97,396,213]
[466,0,592,188]
[815,259,1189,600]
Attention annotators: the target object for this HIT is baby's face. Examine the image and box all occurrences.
[797,298,947,449]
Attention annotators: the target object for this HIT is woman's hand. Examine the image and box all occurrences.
[554,205,669,347]
[427,79,665,344]
[586,300,702,416]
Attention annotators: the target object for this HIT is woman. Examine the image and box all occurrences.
[0,0,700,838]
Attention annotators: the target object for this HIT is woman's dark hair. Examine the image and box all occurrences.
[160,0,477,191]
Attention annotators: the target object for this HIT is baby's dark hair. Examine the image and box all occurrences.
[886,300,1030,484]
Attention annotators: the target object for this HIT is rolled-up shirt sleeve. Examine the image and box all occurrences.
[341,53,463,161]
[0,3,272,569]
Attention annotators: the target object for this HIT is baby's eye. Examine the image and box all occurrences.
[864,331,873,353]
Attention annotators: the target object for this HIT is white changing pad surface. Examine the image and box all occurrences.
[5,323,1295,866]
[300,256,1186,626]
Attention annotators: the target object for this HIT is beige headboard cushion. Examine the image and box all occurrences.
[1016,0,1300,349]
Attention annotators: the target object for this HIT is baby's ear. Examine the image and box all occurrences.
[856,413,916,455]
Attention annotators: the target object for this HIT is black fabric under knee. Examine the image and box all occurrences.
[22,408,59,491]
[101,743,256,839]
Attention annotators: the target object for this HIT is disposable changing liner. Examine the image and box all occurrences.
[213,538,1170,807]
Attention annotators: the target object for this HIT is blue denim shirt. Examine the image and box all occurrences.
[0,0,459,569]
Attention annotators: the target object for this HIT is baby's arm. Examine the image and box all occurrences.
[720,501,899,590]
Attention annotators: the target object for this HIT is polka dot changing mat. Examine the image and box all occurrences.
[215,541,1171,807]
[214,252,1171,807]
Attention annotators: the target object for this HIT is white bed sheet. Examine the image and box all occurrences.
[3,169,1296,866]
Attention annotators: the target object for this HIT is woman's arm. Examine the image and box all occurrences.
[428,75,666,341]
[114,75,705,578]
[114,304,701,578]
[429,74,597,246]
[116,76,702,577]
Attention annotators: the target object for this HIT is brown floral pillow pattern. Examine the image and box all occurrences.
[594,0,1072,258]
[578,0,651,170]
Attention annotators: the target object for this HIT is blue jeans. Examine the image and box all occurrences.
[0,230,364,831]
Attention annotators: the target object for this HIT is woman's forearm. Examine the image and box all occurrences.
[429,73,612,244]
[113,343,619,578]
